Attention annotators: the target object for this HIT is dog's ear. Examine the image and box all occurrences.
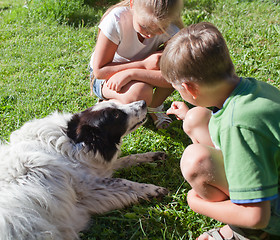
[75,125,100,147]
[66,114,80,142]
[67,115,99,145]
[75,124,118,162]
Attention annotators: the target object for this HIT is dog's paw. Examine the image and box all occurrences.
[153,186,169,198]
[139,184,169,201]
[117,152,168,166]
[151,151,167,161]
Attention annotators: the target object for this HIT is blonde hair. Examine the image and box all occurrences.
[100,0,184,29]
[161,22,236,86]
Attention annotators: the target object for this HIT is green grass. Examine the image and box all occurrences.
[0,0,279,239]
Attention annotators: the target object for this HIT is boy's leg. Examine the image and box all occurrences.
[181,144,231,239]
[181,116,239,239]
[183,106,213,146]
[102,81,154,105]
[181,144,229,202]
[180,106,228,200]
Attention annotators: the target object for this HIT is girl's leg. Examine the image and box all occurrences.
[149,87,174,108]
[102,81,154,105]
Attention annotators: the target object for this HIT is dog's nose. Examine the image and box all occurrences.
[139,100,146,109]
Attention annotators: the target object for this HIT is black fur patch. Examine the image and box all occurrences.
[67,107,128,162]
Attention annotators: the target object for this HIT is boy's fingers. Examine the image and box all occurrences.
[166,109,182,120]
[171,101,182,109]
[166,108,176,115]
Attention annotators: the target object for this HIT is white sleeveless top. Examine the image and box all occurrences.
[90,6,179,67]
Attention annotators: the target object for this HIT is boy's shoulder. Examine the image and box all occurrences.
[233,77,280,111]
[228,77,280,131]
[212,77,280,131]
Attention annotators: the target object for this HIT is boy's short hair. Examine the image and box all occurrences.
[160,22,236,86]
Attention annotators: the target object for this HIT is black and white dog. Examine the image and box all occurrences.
[0,100,168,240]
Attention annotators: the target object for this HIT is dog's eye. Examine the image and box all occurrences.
[112,111,120,119]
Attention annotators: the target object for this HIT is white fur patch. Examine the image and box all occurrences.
[0,101,168,239]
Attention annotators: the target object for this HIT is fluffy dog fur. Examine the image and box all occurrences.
[0,100,168,240]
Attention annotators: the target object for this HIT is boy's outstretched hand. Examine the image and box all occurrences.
[166,101,189,120]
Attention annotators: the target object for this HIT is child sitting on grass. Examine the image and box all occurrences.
[161,22,280,239]
[89,0,184,129]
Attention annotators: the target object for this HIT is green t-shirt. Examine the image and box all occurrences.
[209,77,280,201]
[209,77,280,235]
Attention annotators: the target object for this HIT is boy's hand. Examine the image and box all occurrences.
[166,101,189,120]
[106,70,131,92]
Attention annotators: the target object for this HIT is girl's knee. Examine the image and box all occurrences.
[121,82,153,104]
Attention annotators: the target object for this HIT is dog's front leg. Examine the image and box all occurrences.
[113,151,167,170]
[78,177,168,215]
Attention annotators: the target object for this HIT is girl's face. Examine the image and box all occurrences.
[132,11,166,39]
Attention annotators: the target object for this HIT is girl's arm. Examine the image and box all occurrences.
[187,189,271,229]
[92,31,158,79]
[106,68,172,92]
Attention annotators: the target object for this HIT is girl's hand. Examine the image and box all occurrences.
[166,101,189,120]
[106,70,132,92]
[143,52,162,70]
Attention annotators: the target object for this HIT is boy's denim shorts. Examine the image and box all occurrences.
[90,67,106,100]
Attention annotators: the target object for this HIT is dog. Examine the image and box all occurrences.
[0,100,168,240]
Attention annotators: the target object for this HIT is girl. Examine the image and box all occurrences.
[89,0,184,129]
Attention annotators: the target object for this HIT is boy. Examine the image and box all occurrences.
[160,22,280,239]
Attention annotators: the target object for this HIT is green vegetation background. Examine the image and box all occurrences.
[0,0,279,239]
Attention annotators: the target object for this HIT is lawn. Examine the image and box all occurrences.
[0,0,279,239]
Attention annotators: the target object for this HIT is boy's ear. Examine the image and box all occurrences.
[130,0,133,8]
[182,82,198,99]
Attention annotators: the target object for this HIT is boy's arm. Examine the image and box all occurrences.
[187,189,271,229]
